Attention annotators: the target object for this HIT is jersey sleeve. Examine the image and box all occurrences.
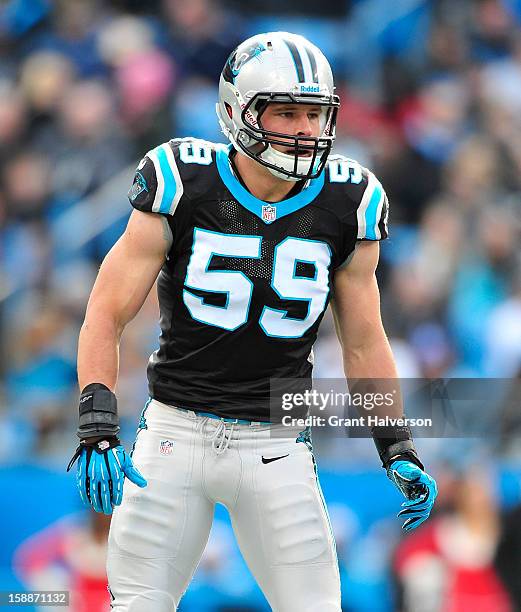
[356,168,389,241]
[128,142,184,216]
[328,160,390,268]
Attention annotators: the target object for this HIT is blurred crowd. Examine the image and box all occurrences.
[1,0,521,610]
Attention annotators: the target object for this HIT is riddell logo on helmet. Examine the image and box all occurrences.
[300,84,321,93]
[240,103,258,126]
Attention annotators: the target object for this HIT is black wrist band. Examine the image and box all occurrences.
[371,425,423,470]
[81,382,111,394]
[77,383,120,440]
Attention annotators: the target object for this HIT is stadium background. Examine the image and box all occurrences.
[1,0,521,610]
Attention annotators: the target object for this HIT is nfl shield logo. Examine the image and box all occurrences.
[159,440,174,455]
[262,205,276,223]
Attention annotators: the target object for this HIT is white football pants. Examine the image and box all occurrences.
[107,399,341,611]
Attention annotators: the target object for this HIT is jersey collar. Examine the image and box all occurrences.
[215,144,325,224]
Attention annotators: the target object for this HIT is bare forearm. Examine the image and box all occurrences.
[77,314,122,392]
[343,331,404,419]
[343,328,397,378]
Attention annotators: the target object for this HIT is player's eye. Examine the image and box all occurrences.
[278,111,294,118]
[308,112,320,120]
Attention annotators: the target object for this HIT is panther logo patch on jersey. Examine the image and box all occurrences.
[129,171,148,202]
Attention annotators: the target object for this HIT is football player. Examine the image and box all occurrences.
[68,32,437,611]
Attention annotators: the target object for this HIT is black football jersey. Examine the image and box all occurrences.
[128,138,388,421]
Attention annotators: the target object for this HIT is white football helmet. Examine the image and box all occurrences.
[216,32,340,182]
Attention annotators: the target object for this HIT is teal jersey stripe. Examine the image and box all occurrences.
[216,145,325,223]
[156,145,177,214]
[364,183,383,240]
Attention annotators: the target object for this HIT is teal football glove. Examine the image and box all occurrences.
[67,383,147,514]
[67,437,147,515]
[388,460,437,531]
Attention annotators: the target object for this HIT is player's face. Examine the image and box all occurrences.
[260,103,322,157]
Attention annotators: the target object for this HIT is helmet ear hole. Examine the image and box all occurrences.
[225,102,233,119]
